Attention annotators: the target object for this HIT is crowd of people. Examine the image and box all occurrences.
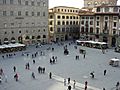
[0,41,120,90]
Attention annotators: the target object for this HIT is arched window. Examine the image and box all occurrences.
[43,35,46,38]
[66,21,69,25]
[66,27,69,32]
[76,21,78,25]
[96,7,100,12]
[37,35,41,39]
[66,16,69,19]
[70,21,72,25]
[4,38,8,41]
[57,21,61,25]
[32,36,35,39]
[11,37,15,40]
[57,15,61,19]
[62,21,65,25]
[49,21,53,25]
[50,27,53,32]
[81,27,84,33]
[90,27,93,33]
[62,16,65,19]
[50,15,53,19]
[25,36,29,39]
[73,21,75,25]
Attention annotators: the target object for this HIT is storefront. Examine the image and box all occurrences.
[0,43,26,53]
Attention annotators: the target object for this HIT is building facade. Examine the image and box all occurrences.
[79,6,120,47]
[49,6,80,42]
[84,0,118,8]
[79,8,95,41]
[0,0,48,45]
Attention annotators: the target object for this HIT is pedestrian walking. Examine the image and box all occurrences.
[2,55,4,59]
[14,73,18,81]
[27,63,30,70]
[77,55,79,60]
[67,85,71,90]
[0,77,2,83]
[116,81,119,90]
[33,60,35,64]
[68,77,70,84]
[64,79,66,86]
[75,55,77,60]
[50,58,52,64]
[104,70,107,76]
[90,71,94,78]
[13,66,16,72]
[0,68,4,75]
[85,81,88,90]
[73,80,76,89]
[55,56,57,62]
[42,67,45,73]
[103,88,105,90]
[32,72,35,79]
[83,54,86,59]
[49,72,52,79]
[38,66,41,73]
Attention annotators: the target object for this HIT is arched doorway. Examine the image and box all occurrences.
[37,35,41,43]
[11,37,16,43]
[4,38,9,44]
[65,34,68,40]
[103,36,108,43]
[18,36,23,43]
[111,37,116,47]
[0,39,1,45]
[56,38,59,42]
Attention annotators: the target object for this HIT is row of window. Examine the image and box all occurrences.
[3,22,47,28]
[57,8,78,13]
[56,27,79,33]
[81,21,93,25]
[87,1,115,6]
[81,16,109,20]
[96,7,120,13]
[56,21,79,25]
[50,15,79,19]
[3,35,46,42]
[57,15,79,19]
[81,27,117,34]
[81,20,117,27]
[2,0,46,7]
[81,16,118,21]
[3,29,46,35]
[81,17,94,19]
[50,27,79,32]
[25,35,46,39]
[1,11,46,17]
[96,21,117,27]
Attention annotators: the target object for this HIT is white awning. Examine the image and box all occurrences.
[76,40,107,45]
[4,41,9,43]
[11,40,16,42]
[0,46,5,49]
[110,58,120,62]
[1,44,12,48]
[15,43,25,47]
[0,43,26,49]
